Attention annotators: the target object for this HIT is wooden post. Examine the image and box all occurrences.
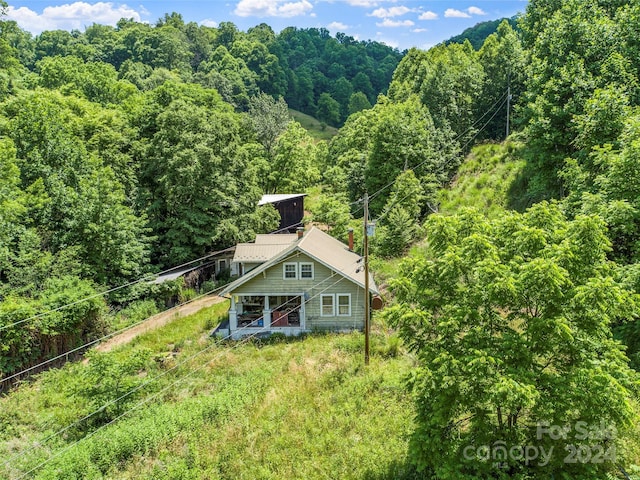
[506,71,511,140]
[364,192,370,366]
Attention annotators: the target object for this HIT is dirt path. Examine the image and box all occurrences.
[96,295,227,353]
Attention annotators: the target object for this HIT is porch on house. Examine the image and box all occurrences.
[228,294,306,335]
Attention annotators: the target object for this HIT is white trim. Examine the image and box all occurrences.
[217,259,227,272]
[219,233,379,298]
[299,262,314,280]
[283,262,298,279]
[337,293,351,317]
[321,294,335,317]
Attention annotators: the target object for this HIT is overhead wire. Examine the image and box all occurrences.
[0,278,227,387]
[1,88,510,334]
[351,88,511,216]
[0,219,311,390]
[0,249,231,333]
[0,219,307,333]
[3,89,510,474]
[374,93,510,226]
[7,253,365,478]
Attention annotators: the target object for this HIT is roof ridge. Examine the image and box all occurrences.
[296,225,315,247]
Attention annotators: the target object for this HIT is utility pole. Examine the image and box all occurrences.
[363,192,370,366]
[506,71,512,140]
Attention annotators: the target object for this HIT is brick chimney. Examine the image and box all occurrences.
[297,226,304,239]
[348,228,354,251]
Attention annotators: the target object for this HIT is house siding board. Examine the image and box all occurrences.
[230,253,365,331]
[305,277,365,331]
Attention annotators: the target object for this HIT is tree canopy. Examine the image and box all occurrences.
[387,204,639,478]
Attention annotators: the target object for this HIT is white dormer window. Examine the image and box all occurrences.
[300,262,314,279]
[283,263,297,279]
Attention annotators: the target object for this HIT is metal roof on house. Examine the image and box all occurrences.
[221,227,379,296]
[232,243,292,263]
[258,193,306,206]
[254,234,298,244]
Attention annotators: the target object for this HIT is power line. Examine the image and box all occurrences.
[1,285,235,472]
[353,88,510,214]
[13,331,258,480]
[2,90,509,393]
[374,94,510,226]
[0,219,307,333]
[369,89,508,205]
[0,218,310,392]
[0,281,227,388]
[11,273,362,479]
[0,249,230,333]
[4,254,363,475]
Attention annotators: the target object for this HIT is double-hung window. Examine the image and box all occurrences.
[300,263,314,279]
[337,294,351,316]
[321,294,335,316]
[283,262,314,280]
[321,294,351,316]
[283,263,297,279]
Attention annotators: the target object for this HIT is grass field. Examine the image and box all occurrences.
[289,109,340,142]
[0,302,417,480]
[438,141,525,216]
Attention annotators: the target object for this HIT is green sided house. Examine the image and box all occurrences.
[218,227,378,339]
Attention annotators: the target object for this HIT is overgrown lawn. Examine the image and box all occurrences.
[0,303,416,480]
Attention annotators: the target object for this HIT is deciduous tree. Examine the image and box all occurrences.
[386,204,639,478]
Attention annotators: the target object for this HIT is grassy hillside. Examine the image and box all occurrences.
[289,109,340,142]
[0,303,416,480]
[438,141,525,216]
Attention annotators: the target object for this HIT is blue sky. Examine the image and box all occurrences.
[5,0,528,50]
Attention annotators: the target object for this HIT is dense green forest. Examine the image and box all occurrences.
[0,10,402,125]
[0,3,400,384]
[2,0,640,477]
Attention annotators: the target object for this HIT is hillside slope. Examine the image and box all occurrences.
[289,109,340,141]
[0,304,415,480]
[438,141,525,216]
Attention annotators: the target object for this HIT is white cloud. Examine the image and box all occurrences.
[369,6,411,18]
[411,28,427,33]
[6,2,143,34]
[376,18,414,27]
[278,0,313,17]
[444,8,470,18]
[418,11,438,20]
[327,21,349,31]
[234,0,313,18]
[200,19,218,28]
[467,6,486,15]
[344,0,379,6]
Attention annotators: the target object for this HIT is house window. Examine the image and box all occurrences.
[321,294,335,316]
[217,259,227,272]
[300,262,314,279]
[283,263,297,279]
[337,294,351,316]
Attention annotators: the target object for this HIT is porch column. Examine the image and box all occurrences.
[300,294,306,330]
[229,296,237,332]
[263,295,271,329]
